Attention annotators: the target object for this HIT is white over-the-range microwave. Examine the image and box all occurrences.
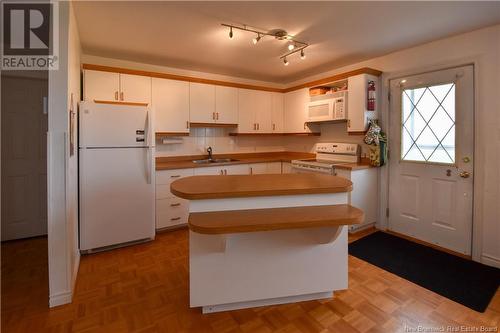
[306,91,347,122]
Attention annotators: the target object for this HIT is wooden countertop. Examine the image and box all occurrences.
[155,152,315,170]
[171,173,353,200]
[188,204,364,234]
[155,152,373,171]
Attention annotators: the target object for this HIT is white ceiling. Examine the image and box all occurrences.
[73,1,500,83]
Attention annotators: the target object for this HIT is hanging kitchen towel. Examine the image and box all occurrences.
[364,120,381,146]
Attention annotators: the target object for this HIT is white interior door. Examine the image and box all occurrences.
[388,65,474,255]
[1,75,48,240]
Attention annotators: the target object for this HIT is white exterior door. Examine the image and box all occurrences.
[388,65,474,255]
[1,76,48,240]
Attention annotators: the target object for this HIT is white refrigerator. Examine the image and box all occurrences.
[79,101,155,251]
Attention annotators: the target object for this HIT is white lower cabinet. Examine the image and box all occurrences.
[155,168,194,230]
[193,164,249,175]
[156,162,285,230]
[335,168,378,232]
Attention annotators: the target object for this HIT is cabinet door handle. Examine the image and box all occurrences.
[120,92,124,101]
[212,112,215,120]
[273,123,276,131]
[216,112,219,120]
[250,167,253,175]
[347,119,351,128]
[257,123,260,130]
[170,203,181,207]
[170,175,181,178]
[220,170,224,175]
[170,217,181,221]
[114,91,119,100]
[224,169,227,175]
[186,121,189,129]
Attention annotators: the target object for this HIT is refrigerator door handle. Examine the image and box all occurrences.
[146,148,152,184]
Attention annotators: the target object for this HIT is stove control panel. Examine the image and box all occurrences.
[315,143,359,155]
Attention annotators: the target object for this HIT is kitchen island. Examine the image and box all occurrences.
[171,174,363,313]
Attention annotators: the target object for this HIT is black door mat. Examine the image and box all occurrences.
[348,231,500,312]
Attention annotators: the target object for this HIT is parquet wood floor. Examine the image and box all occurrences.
[2,228,499,333]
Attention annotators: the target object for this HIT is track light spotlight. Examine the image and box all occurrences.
[252,33,261,44]
[300,49,306,59]
[229,26,233,39]
[283,57,289,66]
[288,43,295,51]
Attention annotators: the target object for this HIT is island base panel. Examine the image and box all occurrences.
[190,226,348,310]
[202,291,334,314]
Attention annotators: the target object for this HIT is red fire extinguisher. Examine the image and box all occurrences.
[367,80,376,111]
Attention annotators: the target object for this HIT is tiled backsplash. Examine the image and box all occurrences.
[155,128,285,157]
[155,123,371,158]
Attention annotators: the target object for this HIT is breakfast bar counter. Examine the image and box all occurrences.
[171,173,363,313]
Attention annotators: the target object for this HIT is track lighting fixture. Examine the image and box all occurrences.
[221,23,309,64]
[252,33,261,45]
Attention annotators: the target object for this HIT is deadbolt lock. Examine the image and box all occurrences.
[446,169,452,177]
[462,156,471,163]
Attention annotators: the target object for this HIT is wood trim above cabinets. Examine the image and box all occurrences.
[283,67,383,93]
[93,100,149,107]
[83,64,283,93]
[189,122,238,128]
[83,63,382,94]
[228,132,320,136]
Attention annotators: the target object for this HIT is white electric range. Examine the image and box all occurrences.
[291,143,360,175]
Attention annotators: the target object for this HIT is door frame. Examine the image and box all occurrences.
[379,58,482,262]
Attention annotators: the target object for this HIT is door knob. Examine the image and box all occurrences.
[459,171,470,178]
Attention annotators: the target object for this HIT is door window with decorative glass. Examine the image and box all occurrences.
[401,82,456,164]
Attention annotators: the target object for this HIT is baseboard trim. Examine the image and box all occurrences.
[481,253,500,268]
[49,290,73,307]
[200,291,333,314]
[49,251,80,308]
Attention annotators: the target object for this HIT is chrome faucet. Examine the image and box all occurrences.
[207,146,213,161]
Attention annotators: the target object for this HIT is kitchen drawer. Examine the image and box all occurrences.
[156,168,194,185]
[156,197,189,229]
[156,184,175,199]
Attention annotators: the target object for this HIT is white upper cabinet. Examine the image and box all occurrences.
[84,70,120,102]
[347,74,379,133]
[119,74,151,104]
[152,78,189,133]
[237,89,272,132]
[284,88,311,133]
[215,86,238,124]
[255,91,272,132]
[189,82,216,123]
[238,89,258,132]
[83,70,151,104]
[271,93,284,133]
